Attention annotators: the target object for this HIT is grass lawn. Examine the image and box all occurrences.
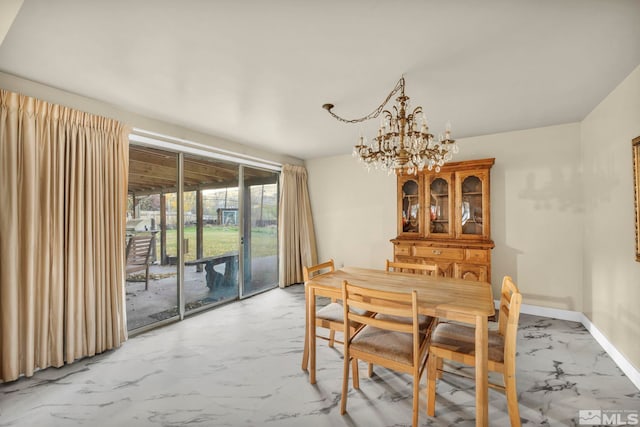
[163,225,276,262]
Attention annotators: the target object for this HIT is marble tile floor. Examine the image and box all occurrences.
[1,284,638,427]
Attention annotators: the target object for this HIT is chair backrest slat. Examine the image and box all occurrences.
[126,235,154,266]
[497,276,522,373]
[498,276,519,336]
[342,281,419,334]
[350,313,414,333]
[386,259,438,275]
[303,259,335,282]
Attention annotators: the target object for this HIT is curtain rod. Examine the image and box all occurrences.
[130,128,282,172]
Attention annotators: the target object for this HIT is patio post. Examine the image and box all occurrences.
[160,191,167,265]
[196,188,204,272]
[243,180,252,285]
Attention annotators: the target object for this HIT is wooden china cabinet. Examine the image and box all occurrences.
[392,158,495,282]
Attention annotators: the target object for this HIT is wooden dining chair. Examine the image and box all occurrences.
[426,276,523,426]
[301,259,363,378]
[386,259,438,276]
[366,259,435,378]
[340,280,433,427]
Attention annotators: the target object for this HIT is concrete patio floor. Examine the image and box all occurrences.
[126,255,277,330]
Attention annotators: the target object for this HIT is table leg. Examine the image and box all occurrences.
[302,284,309,371]
[222,257,238,287]
[475,314,489,426]
[309,286,317,384]
[204,261,215,290]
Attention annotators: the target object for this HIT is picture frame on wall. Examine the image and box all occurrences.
[632,136,640,261]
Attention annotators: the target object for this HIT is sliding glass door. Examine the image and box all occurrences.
[183,154,240,313]
[126,143,279,331]
[240,166,279,297]
[126,146,179,330]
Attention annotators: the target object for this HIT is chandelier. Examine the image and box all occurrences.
[322,77,459,174]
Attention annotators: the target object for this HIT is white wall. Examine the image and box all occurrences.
[581,64,640,371]
[305,155,397,269]
[0,0,23,46]
[461,124,584,310]
[306,123,584,309]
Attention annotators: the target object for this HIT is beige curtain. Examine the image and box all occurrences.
[278,164,318,287]
[0,90,129,382]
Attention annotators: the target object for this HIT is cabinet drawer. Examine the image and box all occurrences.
[414,246,464,260]
[394,245,412,256]
[465,249,488,263]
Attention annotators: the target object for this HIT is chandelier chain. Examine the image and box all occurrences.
[324,78,405,124]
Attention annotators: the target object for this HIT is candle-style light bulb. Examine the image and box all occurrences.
[445,121,452,140]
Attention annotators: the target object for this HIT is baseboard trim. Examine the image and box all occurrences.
[518,302,584,323]
[494,300,640,391]
[579,313,640,391]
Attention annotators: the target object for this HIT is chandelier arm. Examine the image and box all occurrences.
[322,77,405,124]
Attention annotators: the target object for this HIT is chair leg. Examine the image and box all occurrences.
[340,355,350,415]
[436,357,443,379]
[301,287,310,372]
[144,265,150,290]
[412,369,420,427]
[368,363,373,377]
[352,358,359,389]
[427,355,437,417]
[301,331,309,372]
[504,373,521,427]
[329,330,336,348]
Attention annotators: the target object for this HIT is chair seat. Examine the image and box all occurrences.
[430,322,505,362]
[316,302,344,322]
[316,302,370,323]
[351,325,426,365]
[126,264,146,274]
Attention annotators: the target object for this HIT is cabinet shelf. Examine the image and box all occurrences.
[462,192,482,196]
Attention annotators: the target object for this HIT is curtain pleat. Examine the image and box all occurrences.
[278,165,318,287]
[0,90,130,382]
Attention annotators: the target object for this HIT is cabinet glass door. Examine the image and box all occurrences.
[400,178,421,235]
[428,176,452,237]
[460,175,484,236]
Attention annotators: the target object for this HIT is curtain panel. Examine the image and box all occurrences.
[0,90,130,382]
[278,164,318,287]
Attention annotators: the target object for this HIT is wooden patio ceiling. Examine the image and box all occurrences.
[128,146,277,194]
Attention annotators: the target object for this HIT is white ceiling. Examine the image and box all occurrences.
[1,0,639,160]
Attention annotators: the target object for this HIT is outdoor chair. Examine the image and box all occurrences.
[125,233,156,290]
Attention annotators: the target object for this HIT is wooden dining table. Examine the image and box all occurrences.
[301,266,495,427]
